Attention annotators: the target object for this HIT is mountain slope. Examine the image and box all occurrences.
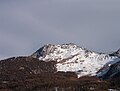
[0,43,120,90]
[31,43,119,77]
[0,56,119,91]
[97,58,120,79]
[0,57,56,81]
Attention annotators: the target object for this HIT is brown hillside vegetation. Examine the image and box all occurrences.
[0,57,119,91]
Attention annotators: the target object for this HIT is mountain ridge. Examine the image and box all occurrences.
[0,43,120,91]
[31,43,119,77]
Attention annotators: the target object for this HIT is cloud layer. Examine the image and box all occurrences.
[0,0,120,59]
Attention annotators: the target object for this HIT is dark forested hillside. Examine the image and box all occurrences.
[0,56,119,91]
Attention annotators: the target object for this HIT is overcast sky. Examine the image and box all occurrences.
[0,0,120,59]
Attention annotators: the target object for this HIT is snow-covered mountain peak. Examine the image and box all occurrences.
[31,43,118,77]
[32,43,110,61]
[32,43,82,59]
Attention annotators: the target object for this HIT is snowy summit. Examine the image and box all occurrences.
[31,43,119,77]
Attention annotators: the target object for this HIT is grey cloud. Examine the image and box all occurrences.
[0,0,120,59]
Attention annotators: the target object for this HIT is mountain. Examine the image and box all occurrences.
[0,56,116,91]
[0,57,79,91]
[0,43,120,91]
[31,43,119,77]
